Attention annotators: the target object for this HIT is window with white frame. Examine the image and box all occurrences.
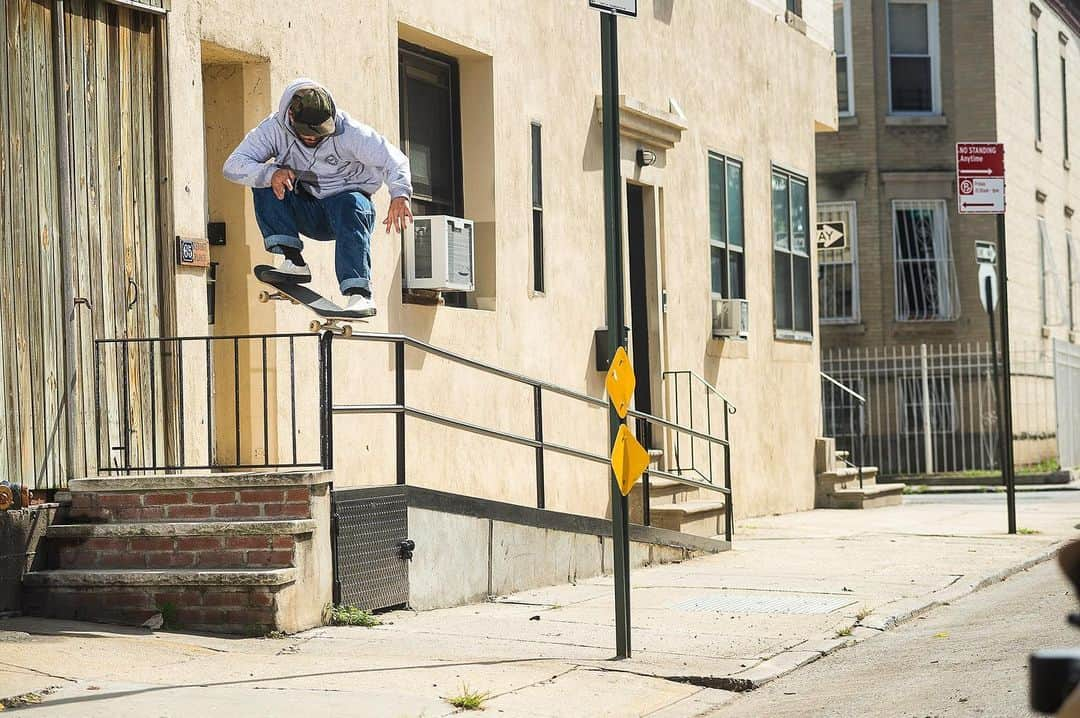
[1068,228,1079,331]
[817,202,859,323]
[709,153,745,301]
[773,167,813,338]
[1034,28,1043,144]
[1040,217,1070,326]
[823,377,865,438]
[887,0,940,114]
[834,0,854,116]
[893,200,958,321]
[900,376,955,435]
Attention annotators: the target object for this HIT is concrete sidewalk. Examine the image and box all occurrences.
[1,492,1076,717]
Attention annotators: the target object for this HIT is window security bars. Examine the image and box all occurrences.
[1040,217,1070,327]
[893,200,959,321]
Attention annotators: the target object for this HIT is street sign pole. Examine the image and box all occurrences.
[997,214,1017,534]
[985,273,1009,520]
[958,142,1015,535]
[600,8,632,658]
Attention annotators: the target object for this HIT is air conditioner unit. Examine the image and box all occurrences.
[404,216,475,292]
[712,298,749,338]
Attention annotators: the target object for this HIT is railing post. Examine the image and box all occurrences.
[723,403,733,542]
[920,343,934,474]
[395,340,406,485]
[857,397,865,489]
[319,331,335,470]
[534,385,545,509]
[93,341,102,473]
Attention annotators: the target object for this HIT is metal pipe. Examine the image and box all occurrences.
[534,385,545,509]
[395,341,406,485]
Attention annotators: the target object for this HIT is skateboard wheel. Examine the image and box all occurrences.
[309,320,322,333]
[341,325,353,337]
[258,291,270,304]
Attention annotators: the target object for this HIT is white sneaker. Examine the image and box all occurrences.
[271,258,312,283]
[344,294,376,316]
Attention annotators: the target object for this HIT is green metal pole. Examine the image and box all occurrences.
[997,213,1017,534]
[600,9,631,659]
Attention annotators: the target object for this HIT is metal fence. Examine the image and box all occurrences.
[821,342,1059,477]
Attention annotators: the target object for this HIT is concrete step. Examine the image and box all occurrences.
[816,466,879,489]
[48,520,315,571]
[22,568,297,634]
[818,483,905,510]
[649,500,727,537]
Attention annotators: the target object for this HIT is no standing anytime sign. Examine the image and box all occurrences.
[956,143,1005,214]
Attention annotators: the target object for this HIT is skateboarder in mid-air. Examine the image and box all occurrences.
[223,78,413,316]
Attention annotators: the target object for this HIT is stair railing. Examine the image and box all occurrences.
[661,369,736,539]
[820,370,867,489]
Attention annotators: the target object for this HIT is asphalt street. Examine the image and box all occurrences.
[710,558,1076,717]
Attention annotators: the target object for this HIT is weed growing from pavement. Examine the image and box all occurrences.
[446,685,490,710]
[158,602,178,630]
[855,605,872,622]
[834,626,853,638]
[330,604,381,627]
[1018,527,1041,535]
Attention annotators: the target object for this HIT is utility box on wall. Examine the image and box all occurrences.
[404,216,475,293]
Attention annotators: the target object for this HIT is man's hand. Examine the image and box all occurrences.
[270,168,296,200]
[383,196,414,234]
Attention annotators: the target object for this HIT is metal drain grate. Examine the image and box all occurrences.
[672,592,856,615]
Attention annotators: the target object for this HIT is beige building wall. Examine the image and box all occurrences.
[994,0,1079,350]
[160,0,837,520]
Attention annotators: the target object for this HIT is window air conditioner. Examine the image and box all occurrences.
[712,298,749,338]
[404,216,475,292]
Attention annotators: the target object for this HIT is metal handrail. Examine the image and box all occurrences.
[819,370,866,489]
[332,332,733,542]
[820,370,867,404]
[662,369,737,414]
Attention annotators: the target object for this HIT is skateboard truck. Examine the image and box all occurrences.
[310,318,354,337]
[258,290,301,306]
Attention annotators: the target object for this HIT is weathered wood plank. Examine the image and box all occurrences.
[13,0,38,483]
[0,1,14,480]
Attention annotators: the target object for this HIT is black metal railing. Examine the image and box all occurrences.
[94,331,734,542]
[820,370,867,487]
[93,333,325,473]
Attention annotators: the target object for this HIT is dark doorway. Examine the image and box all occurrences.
[627,184,653,420]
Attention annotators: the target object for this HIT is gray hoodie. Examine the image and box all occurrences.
[223,78,412,201]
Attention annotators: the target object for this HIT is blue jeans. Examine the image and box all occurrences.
[252,186,376,295]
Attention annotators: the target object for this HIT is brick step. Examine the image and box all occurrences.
[68,473,323,523]
[649,499,727,537]
[22,568,297,634]
[48,519,315,571]
[818,483,905,510]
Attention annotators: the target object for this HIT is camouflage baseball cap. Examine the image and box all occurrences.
[288,87,336,137]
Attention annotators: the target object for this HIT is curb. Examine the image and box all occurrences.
[719,541,1065,691]
[905,485,1080,495]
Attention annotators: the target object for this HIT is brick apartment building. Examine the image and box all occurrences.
[815,0,1080,474]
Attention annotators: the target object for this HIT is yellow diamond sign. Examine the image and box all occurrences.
[605,346,635,419]
[611,424,650,496]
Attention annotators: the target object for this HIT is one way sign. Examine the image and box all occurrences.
[816,221,847,250]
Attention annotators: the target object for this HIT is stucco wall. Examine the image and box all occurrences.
[163,0,835,521]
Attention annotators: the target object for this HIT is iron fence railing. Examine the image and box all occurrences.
[820,370,867,487]
[93,333,324,473]
[93,332,734,541]
[821,342,1058,477]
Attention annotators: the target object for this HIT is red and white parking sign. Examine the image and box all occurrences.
[956,143,1005,214]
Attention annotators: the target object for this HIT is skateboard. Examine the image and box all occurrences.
[254,264,373,336]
